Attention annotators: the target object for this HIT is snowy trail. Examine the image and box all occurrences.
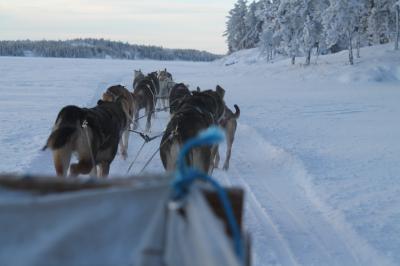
[215,124,392,266]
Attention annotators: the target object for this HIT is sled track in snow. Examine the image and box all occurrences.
[215,123,393,266]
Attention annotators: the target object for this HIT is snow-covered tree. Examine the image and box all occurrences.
[368,1,388,44]
[244,1,262,48]
[223,0,398,63]
[303,15,318,65]
[323,0,365,65]
[257,0,280,61]
[225,0,248,53]
[395,0,400,49]
[275,0,306,65]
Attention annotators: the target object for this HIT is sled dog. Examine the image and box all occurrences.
[43,99,127,177]
[160,87,225,174]
[102,85,136,159]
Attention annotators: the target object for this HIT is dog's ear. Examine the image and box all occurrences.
[216,85,225,99]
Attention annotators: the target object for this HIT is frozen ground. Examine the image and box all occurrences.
[0,43,399,265]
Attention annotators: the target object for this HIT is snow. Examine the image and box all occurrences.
[1,43,400,265]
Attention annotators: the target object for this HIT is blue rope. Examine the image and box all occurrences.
[172,126,244,263]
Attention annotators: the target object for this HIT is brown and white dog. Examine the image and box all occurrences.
[160,87,225,174]
[43,99,127,177]
[102,85,136,160]
[214,104,240,170]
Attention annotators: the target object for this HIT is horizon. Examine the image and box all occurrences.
[0,38,224,55]
[0,0,236,54]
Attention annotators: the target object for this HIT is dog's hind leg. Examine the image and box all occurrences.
[70,160,93,177]
[89,166,98,177]
[98,162,110,178]
[192,147,211,174]
[145,103,152,132]
[223,123,236,171]
[52,147,72,177]
[132,109,139,130]
[120,129,129,160]
[214,145,220,169]
[223,143,232,171]
[164,142,180,172]
[209,145,218,174]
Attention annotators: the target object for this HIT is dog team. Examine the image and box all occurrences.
[43,68,240,177]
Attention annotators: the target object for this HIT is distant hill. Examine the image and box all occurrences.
[0,38,222,62]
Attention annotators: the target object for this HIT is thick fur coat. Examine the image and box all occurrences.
[43,99,127,177]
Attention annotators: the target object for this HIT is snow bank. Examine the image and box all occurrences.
[218,43,400,84]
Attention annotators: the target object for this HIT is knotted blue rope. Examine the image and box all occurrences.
[172,126,244,263]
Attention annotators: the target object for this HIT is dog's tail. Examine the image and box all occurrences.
[42,126,77,151]
[233,104,240,119]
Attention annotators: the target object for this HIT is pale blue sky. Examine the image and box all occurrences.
[0,0,236,54]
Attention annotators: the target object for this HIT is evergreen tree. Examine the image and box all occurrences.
[275,0,306,65]
[258,0,280,61]
[225,0,248,53]
[244,1,262,48]
[303,15,318,65]
[395,0,400,49]
[323,0,365,65]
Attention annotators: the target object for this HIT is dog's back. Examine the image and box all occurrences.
[86,100,127,145]
[103,85,135,124]
[147,72,160,95]
[169,83,190,114]
[161,106,214,172]
[133,70,145,90]
[44,100,127,176]
[44,105,84,151]
[133,78,155,111]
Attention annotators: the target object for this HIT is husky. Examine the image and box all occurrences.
[168,83,190,115]
[214,104,240,170]
[158,68,174,108]
[131,73,159,132]
[160,87,225,174]
[147,71,160,96]
[102,85,136,159]
[43,99,127,177]
[133,69,145,90]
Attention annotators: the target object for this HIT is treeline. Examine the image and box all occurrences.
[0,38,221,62]
[225,0,400,65]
